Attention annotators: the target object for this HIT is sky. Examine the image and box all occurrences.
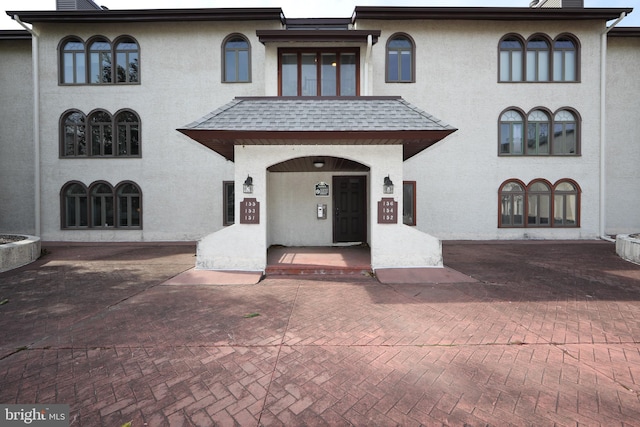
[1,0,638,29]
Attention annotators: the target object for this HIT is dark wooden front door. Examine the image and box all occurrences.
[333,176,366,243]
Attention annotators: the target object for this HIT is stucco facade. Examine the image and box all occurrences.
[0,3,638,272]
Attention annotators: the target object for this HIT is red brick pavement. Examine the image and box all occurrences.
[1,241,640,426]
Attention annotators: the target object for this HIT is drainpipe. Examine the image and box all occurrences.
[14,15,41,237]
[364,34,372,96]
[599,12,626,243]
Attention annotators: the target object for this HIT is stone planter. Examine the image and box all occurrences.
[0,235,41,273]
[615,234,640,265]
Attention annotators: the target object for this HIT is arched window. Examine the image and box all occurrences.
[115,110,140,156]
[88,110,113,156]
[499,180,525,227]
[499,110,524,155]
[499,35,524,82]
[223,34,250,83]
[60,37,86,84]
[116,182,141,228]
[553,109,578,155]
[526,35,550,82]
[386,34,415,83]
[553,35,578,81]
[88,37,112,83]
[90,182,114,227]
[62,182,88,228]
[61,110,86,156]
[114,36,139,83]
[526,109,550,155]
[527,180,551,226]
[554,180,580,227]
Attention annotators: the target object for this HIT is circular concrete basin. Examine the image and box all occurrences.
[616,234,640,265]
[0,235,41,272]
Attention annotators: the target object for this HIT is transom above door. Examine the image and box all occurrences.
[278,48,360,96]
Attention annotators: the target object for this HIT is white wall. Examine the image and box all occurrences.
[605,35,640,235]
[358,19,605,240]
[0,39,35,234]
[197,143,442,270]
[33,20,279,241]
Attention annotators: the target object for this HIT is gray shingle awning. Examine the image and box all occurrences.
[178,96,457,161]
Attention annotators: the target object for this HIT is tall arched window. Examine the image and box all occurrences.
[61,110,86,156]
[499,180,525,227]
[114,36,139,83]
[62,182,88,228]
[553,109,578,155]
[526,110,550,155]
[223,34,250,82]
[553,35,578,81]
[90,182,115,227]
[526,35,550,82]
[386,34,415,83]
[115,110,140,156]
[60,37,86,84]
[499,110,524,155]
[88,110,113,156]
[116,182,141,228]
[89,37,112,83]
[527,180,551,226]
[499,35,524,82]
[554,180,580,227]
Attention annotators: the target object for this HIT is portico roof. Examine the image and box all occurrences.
[178,97,457,161]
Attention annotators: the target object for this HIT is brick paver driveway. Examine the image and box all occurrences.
[1,241,639,426]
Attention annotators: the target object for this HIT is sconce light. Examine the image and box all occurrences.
[243,175,253,194]
[383,175,394,194]
[313,160,325,168]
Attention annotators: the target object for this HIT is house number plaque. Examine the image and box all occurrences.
[378,198,398,224]
[240,198,260,224]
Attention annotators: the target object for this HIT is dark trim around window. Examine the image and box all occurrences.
[223,181,235,226]
[403,181,416,226]
[385,32,416,83]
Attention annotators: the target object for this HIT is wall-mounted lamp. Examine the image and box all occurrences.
[313,160,325,168]
[383,175,394,194]
[243,175,253,194]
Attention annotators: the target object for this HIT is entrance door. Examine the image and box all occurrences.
[333,176,366,243]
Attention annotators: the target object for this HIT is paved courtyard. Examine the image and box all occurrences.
[1,241,640,426]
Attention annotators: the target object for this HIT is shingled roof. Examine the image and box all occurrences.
[178,97,456,161]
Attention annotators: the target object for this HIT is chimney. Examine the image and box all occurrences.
[531,0,584,7]
[56,0,102,10]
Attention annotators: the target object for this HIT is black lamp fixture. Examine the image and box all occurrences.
[243,175,253,194]
[383,175,394,194]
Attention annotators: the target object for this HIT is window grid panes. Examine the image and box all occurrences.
[62,181,142,229]
[62,109,140,158]
[60,36,140,85]
[500,108,578,156]
[223,36,250,83]
[499,33,578,83]
[499,179,580,228]
[387,36,413,82]
[278,49,359,97]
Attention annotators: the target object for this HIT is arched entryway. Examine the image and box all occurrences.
[267,156,370,247]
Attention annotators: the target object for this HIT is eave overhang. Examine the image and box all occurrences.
[609,27,640,37]
[0,30,31,40]
[178,97,457,162]
[353,6,633,22]
[257,30,380,45]
[6,8,285,25]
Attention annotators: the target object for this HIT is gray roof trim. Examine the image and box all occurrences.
[6,8,285,25]
[0,30,31,40]
[353,6,633,22]
[609,27,640,37]
[178,97,457,161]
[257,29,381,45]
